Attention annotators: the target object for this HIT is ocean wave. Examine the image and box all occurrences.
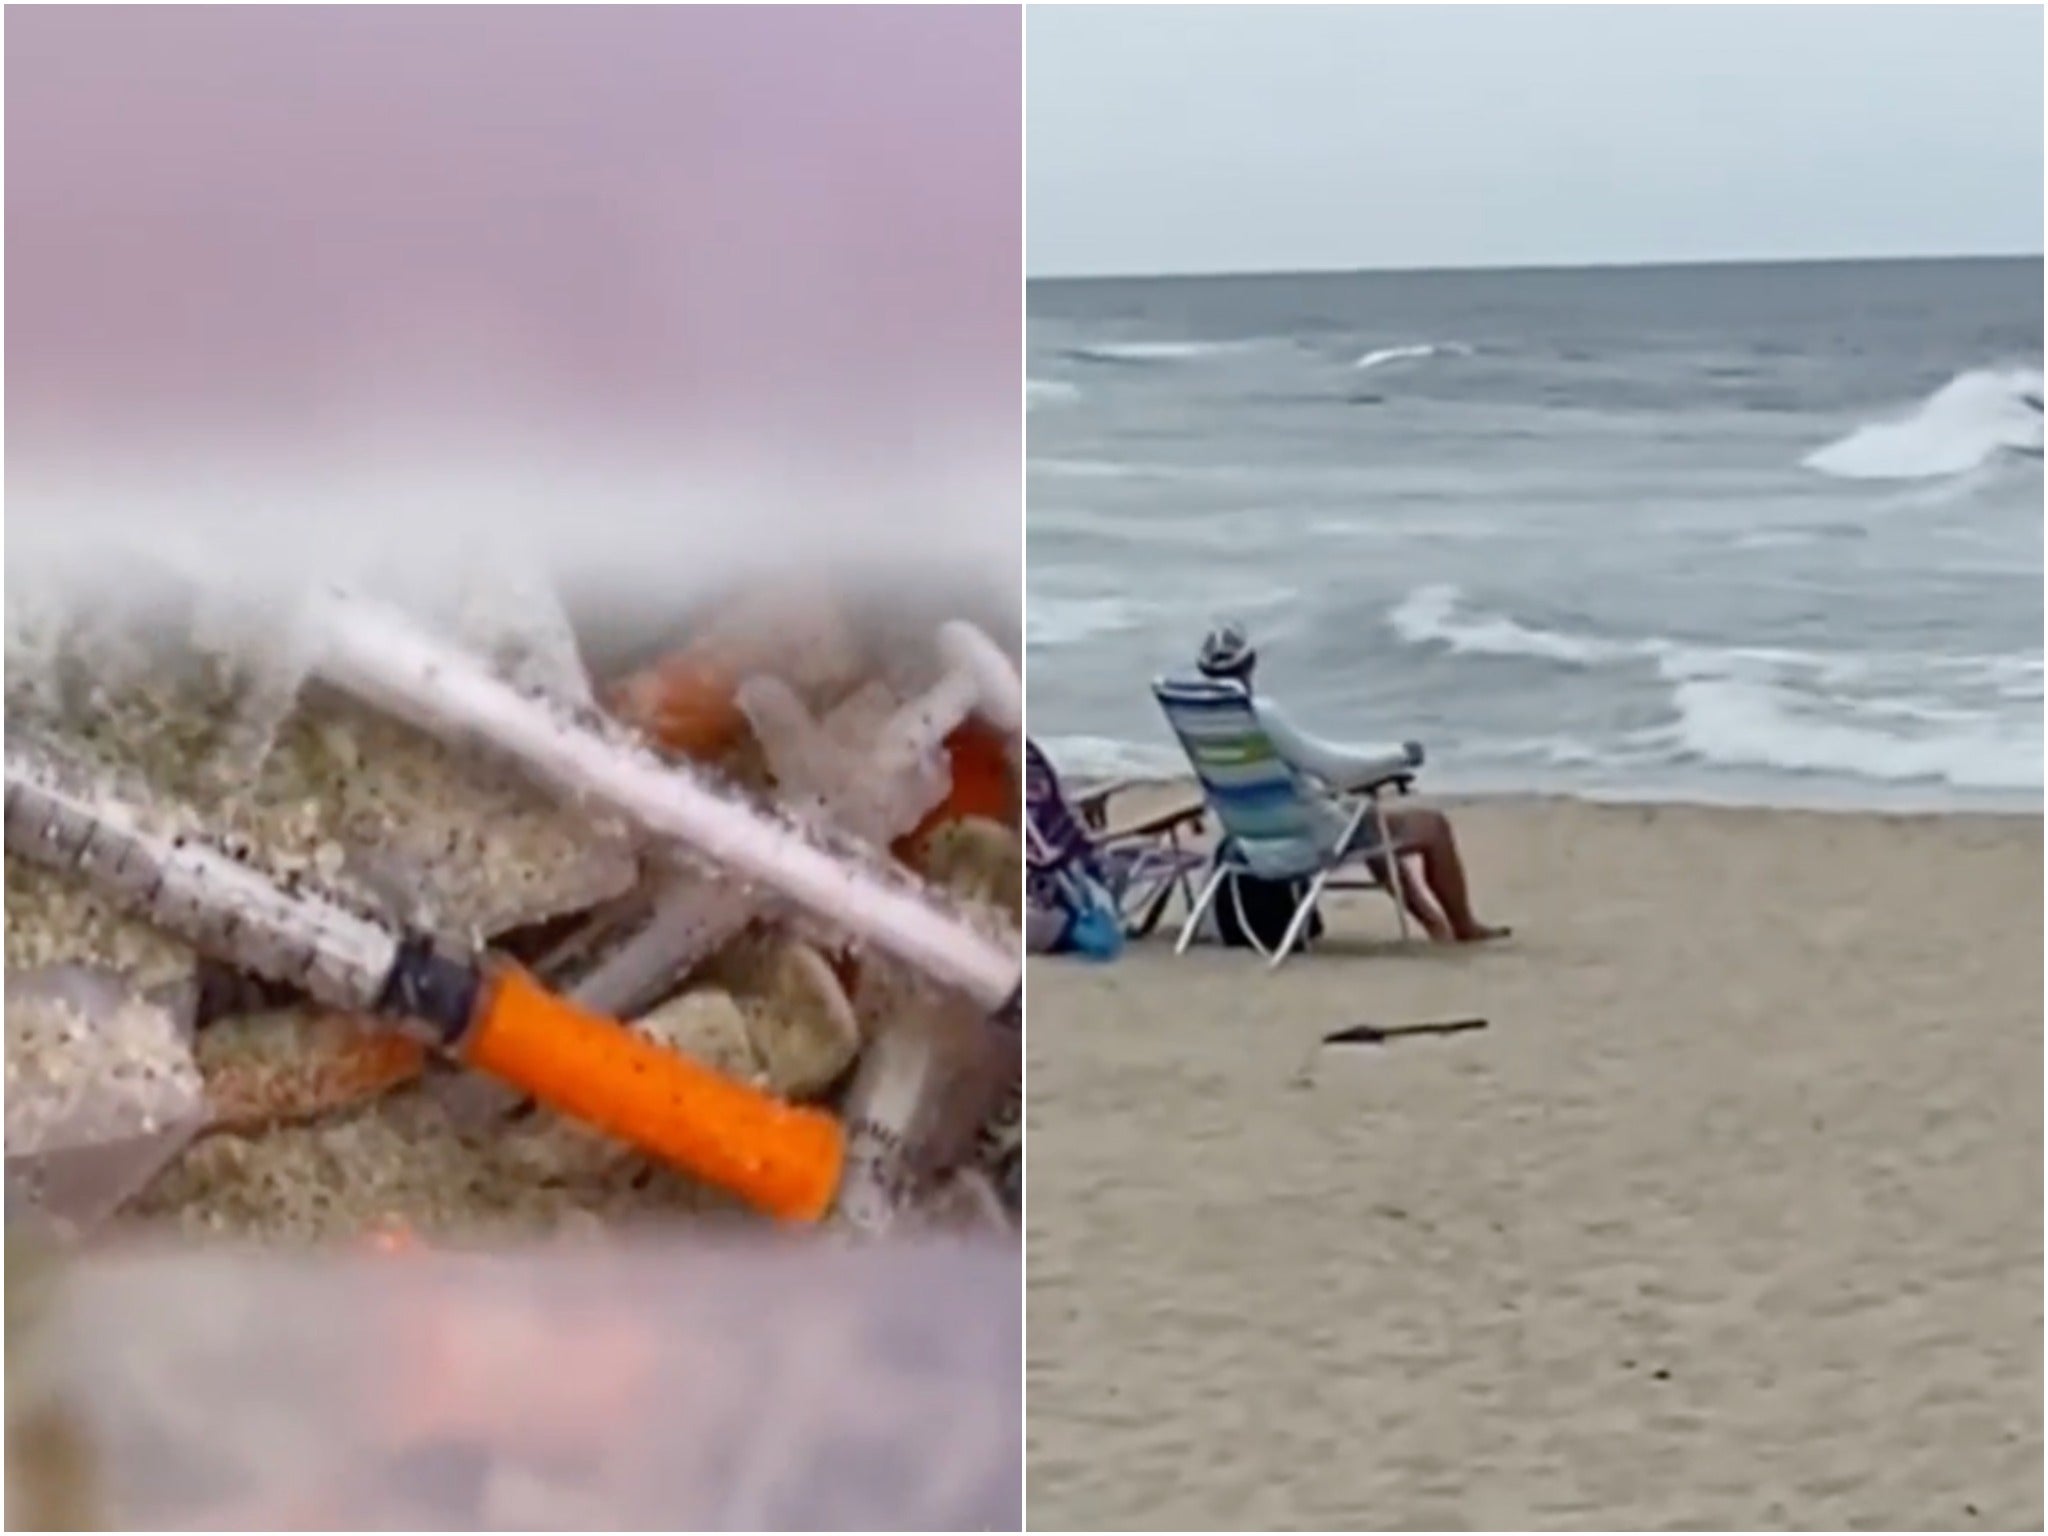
[1062,339,1263,366]
[1352,341,1473,372]
[1804,365,2045,480]
[1388,583,1614,665]
[1027,593,1147,649]
[1386,582,2041,790]
[1388,583,2040,696]
[1027,378,1080,409]
[1657,677,2040,791]
[1036,734,1186,782]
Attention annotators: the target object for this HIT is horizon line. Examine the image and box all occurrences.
[1027,248,2045,284]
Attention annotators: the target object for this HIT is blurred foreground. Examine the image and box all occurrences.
[8,1235,1020,1530]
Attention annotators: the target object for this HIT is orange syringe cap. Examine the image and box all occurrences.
[461,963,845,1223]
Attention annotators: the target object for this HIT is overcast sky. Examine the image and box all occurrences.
[1029,5,2045,277]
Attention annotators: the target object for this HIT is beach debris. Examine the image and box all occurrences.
[552,675,884,1019]
[197,1010,428,1136]
[5,965,209,1239]
[448,557,602,714]
[608,583,866,756]
[7,584,640,947]
[911,816,1025,924]
[746,618,1022,842]
[571,618,1019,1020]
[300,585,1021,1015]
[705,936,863,1100]
[4,742,845,1223]
[631,988,767,1090]
[5,563,1023,1241]
[835,965,1019,1234]
[1288,1016,1492,1087]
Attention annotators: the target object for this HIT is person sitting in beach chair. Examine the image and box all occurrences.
[1024,739,1208,940]
[1192,623,1506,945]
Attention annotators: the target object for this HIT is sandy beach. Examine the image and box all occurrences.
[1026,792,2043,1530]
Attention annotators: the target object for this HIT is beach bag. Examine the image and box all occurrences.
[1063,887,1125,960]
[1026,860,1125,961]
[1208,842,1324,955]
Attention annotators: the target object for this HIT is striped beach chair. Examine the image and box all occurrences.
[1150,676,1421,967]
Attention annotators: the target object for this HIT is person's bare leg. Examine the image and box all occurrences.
[1368,850,1451,940]
[1384,806,1506,942]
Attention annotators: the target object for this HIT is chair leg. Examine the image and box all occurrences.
[1269,869,1336,970]
[1176,867,1230,955]
[1127,877,1176,939]
[1372,798,1412,942]
[1166,829,1197,915]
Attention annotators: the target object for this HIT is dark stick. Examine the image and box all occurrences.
[1290,1017,1490,1087]
[1322,1017,1489,1047]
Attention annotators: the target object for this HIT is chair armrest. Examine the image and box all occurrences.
[1328,742,1424,799]
[1073,777,1143,830]
[1350,770,1417,798]
[1100,799,1206,843]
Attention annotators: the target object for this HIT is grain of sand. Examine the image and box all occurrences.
[1026,794,2042,1530]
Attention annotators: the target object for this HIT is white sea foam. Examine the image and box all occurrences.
[1063,339,1265,365]
[1388,583,1614,665]
[1028,378,1080,409]
[1388,583,2039,695]
[1805,366,2045,480]
[1657,677,2040,791]
[1387,583,2042,791]
[1352,341,1473,372]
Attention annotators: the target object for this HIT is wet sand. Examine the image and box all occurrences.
[1026,794,2042,1530]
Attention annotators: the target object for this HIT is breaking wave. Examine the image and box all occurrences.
[1804,366,2045,480]
[1353,341,1473,372]
[1387,583,2041,792]
[1655,676,2039,791]
[1062,339,1265,366]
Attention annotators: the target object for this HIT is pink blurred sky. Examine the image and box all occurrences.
[6,6,1021,447]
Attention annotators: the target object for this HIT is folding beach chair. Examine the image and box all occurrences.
[1023,739,1207,939]
[1150,677,1422,968]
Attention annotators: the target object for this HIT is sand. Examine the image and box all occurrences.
[1026,792,2043,1531]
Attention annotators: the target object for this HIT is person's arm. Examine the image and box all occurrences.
[1253,696,1423,793]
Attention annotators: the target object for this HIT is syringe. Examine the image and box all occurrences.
[301,585,1023,1028]
[4,743,846,1223]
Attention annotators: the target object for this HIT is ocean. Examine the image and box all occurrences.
[1028,257,2043,811]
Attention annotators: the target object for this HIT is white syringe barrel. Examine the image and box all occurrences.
[308,589,1022,1012]
[3,748,399,1013]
